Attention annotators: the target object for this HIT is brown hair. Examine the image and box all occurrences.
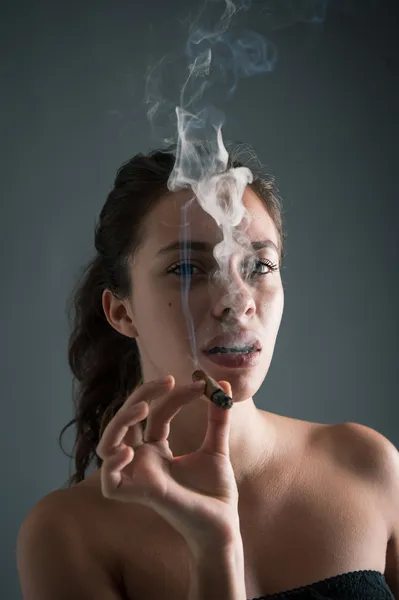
[58,142,286,487]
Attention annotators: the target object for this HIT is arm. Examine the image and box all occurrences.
[382,442,399,599]
[187,535,247,600]
[16,495,125,600]
[341,422,399,599]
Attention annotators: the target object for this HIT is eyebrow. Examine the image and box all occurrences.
[156,239,280,256]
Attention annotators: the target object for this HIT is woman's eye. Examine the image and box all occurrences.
[167,263,203,277]
[167,260,278,278]
[243,259,279,276]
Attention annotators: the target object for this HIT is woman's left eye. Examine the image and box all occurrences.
[242,259,279,276]
[167,259,278,278]
[167,262,203,277]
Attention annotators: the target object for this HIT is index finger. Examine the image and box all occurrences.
[96,378,174,456]
[120,377,174,412]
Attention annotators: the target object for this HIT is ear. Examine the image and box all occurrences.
[101,289,138,339]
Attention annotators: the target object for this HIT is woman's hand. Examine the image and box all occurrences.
[95,376,240,552]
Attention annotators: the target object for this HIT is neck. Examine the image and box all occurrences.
[167,394,278,487]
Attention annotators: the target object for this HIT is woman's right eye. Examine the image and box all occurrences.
[167,262,203,277]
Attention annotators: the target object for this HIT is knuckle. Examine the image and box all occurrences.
[144,379,170,390]
[101,487,113,499]
[124,381,169,408]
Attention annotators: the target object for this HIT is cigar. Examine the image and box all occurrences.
[192,370,233,410]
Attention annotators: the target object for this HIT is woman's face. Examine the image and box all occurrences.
[128,186,284,402]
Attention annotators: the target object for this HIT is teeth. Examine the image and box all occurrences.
[207,346,255,354]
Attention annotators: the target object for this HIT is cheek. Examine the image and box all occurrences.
[166,284,210,316]
[272,290,284,328]
[154,299,189,337]
[259,285,284,320]
[270,282,284,307]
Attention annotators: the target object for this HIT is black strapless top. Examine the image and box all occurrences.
[250,570,394,599]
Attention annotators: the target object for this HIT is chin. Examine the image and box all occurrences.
[206,368,265,401]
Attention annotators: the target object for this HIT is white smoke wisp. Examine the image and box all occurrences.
[163,0,269,366]
[172,115,255,369]
[144,0,329,366]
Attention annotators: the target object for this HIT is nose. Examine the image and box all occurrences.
[208,267,256,321]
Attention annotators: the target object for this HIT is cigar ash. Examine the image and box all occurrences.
[192,369,233,410]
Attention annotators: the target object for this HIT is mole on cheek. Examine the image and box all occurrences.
[168,302,172,307]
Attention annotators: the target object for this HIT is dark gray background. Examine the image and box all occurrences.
[2,0,398,598]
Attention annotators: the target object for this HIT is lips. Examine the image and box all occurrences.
[202,331,262,353]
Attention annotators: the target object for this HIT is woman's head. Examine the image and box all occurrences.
[59,142,286,487]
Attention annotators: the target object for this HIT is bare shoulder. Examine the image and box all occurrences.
[326,421,399,481]
[18,487,86,536]
[287,415,398,496]
[18,484,102,555]
[19,482,98,529]
[323,421,399,532]
[17,483,131,600]
[18,482,122,583]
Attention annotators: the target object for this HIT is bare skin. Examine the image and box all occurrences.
[45,187,391,598]
[101,187,285,489]
[65,413,389,599]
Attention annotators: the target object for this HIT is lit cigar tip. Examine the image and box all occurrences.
[192,369,207,383]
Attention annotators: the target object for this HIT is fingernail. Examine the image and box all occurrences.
[192,380,205,389]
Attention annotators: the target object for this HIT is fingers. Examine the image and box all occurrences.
[99,401,149,497]
[119,377,174,414]
[144,380,205,443]
[97,401,148,458]
[96,378,173,459]
[200,380,233,457]
[96,377,206,498]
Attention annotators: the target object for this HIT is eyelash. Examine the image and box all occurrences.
[167,259,279,278]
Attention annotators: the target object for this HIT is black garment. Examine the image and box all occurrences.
[250,570,394,599]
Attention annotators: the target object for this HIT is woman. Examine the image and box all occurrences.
[17,143,399,599]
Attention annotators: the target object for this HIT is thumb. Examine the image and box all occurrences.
[201,380,233,457]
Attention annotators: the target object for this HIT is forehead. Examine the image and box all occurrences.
[142,186,279,252]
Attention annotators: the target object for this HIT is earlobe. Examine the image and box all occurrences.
[101,288,138,338]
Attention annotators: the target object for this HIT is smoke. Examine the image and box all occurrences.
[258,0,329,27]
[144,0,330,367]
